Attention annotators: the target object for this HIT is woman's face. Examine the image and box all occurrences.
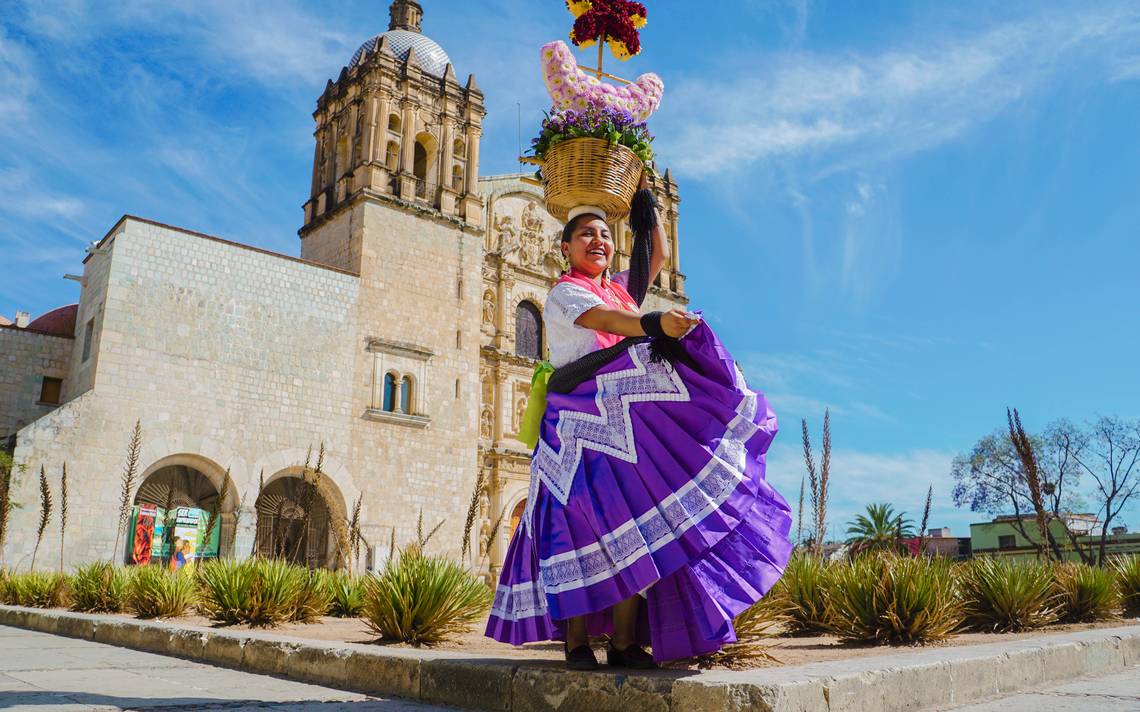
[562,217,613,277]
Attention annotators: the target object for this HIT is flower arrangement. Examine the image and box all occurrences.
[529,105,655,170]
[541,40,663,123]
[565,0,648,61]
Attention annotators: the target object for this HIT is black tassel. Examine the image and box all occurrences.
[626,188,658,307]
[647,337,698,371]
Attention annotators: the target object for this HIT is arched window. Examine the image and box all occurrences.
[515,301,543,360]
[452,163,465,191]
[413,140,428,181]
[353,113,366,164]
[388,114,401,132]
[385,141,400,171]
[382,372,398,412]
[399,375,414,414]
[453,137,466,157]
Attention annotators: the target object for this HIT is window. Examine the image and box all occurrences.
[515,301,543,360]
[81,317,95,361]
[998,534,1016,550]
[388,114,401,132]
[453,137,466,156]
[382,372,397,412]
[452,163,465,191]
[38,377,62,405]
[399,376,414,414]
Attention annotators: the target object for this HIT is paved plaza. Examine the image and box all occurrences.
[945,666,1140,711]
[0,625,452,711]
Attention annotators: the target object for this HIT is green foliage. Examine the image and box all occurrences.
[322,570,365,618]
[362,550,493,645]
[70,561,131,613]
[959,558,1060,632]
[529,106,655,169]
[1053,562,1120,623]
[775,553,832,634]
[826,554,961,644]
[197,559,304,627]
[1,571,69,608]
[1110,554,1140,614]
[291,568,334,623]
[845,503,914,554]
[127,566,196,619]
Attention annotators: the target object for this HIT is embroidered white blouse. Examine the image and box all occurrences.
[543,271,633,368]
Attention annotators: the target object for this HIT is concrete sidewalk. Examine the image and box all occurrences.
[942,666,1140,711]
[0,624,451,711]
[2,605,1138,712]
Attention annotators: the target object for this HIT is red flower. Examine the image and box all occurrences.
[567,0,648,60]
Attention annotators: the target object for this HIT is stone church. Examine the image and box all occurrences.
[0,0,686,575]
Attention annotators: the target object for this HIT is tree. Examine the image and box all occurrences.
[1058,416,1140,565]
[845,503,913,554]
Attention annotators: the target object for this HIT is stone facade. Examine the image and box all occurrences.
[0,1,686,575]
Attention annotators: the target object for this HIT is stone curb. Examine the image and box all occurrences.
[1,605,1138,712]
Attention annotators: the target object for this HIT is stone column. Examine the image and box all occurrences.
[401,103,416,172]
[494,271,510,351]
[465,127,480,192]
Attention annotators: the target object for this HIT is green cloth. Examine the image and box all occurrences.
[519,361,555,450]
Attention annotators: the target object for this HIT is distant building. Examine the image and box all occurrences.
[970,514,1140,561]
[900,527,971,560]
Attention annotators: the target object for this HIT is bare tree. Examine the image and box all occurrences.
[112,420,143,565]
[1062,416,1140,565]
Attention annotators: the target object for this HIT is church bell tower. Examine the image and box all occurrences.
[300,0,486,269]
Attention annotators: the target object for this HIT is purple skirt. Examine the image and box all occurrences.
[485,322,792,661]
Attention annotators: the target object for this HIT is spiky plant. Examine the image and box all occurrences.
[1110,554,1140,615]
[291,567,335,623]
[827,554,962,644]
[795,475,805,547]
[200,466,231,557]
[70,561,131,613]
[801,410,832,556]
[959,557,1060,632]
[323,570,365,617]
[775,552,832,634]
[252,469,265,558]
[349,494,363,567]
[58,462,69,572]
[482,509,508,562]
[916,485,932,556]
[461,470,486,559]
[1007,408,1051,561]
[30,465,53,571]
[197,558,304,627]
[3,571,69,608]
[127,565,196,619]
[113,420,143,565]
[1053,562,1120,623]
[0,451,13,568]
[361,549,493,645]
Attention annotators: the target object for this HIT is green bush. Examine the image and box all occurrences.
[959,557,1060,632]
[775,553,831,635]
[291,568,334,623]
[323,570,365,618]
[1110,554,1140,614]
[70,561,132,613]
[362,550,492,645]
[197,559,303,627]
[127,566,196,619]
[827,554,961,644]
[1053,562,1119,623]
[1,571,69,608]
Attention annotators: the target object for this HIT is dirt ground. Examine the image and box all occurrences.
[141,613,1140,670]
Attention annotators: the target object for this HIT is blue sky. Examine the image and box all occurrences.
[2,1,1139,539]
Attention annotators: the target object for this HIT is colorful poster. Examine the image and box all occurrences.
[171,507,200,570]
[131,504,157,565]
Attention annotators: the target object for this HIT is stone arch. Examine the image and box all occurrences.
[256,464,350,568]
[250,447,358,516]
[514,301,542,360]
[413,131,438,189]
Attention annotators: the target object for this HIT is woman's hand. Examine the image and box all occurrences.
[661,309,700,338]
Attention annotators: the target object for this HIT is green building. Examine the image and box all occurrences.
[970,514,1140,561]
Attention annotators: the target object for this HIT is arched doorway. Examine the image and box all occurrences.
[255,469,347,569]
[508,499,526,538]
[132,458,236,567]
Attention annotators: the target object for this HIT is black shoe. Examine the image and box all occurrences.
[606,642,658,669]
[564,642,599,670]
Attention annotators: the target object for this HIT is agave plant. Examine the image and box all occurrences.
[362,549,493,645]
[197,559,303,627]
[291,568,334,623]
[128,566,196,619]
[1053,562,1120,623]
[959,557,1060,632]
[2,571,69,608]
[827,554,961,644]
[323,570,365,618]
[70,561,132,613]
[774,553,832,634]
[1110,554,1140,614]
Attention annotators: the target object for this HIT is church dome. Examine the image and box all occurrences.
[349,29,451,78]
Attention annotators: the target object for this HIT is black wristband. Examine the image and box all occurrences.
[640,311,668,339]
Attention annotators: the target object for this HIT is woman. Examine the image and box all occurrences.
[486,182,792,669]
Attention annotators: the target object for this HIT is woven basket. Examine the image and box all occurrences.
[539,138,642,223]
